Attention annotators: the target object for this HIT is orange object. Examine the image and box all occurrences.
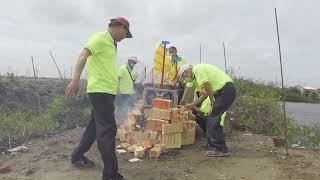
[153,98,172,110]
[143,140,152,149]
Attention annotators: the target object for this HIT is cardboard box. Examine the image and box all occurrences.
[149,147,162,158]
[153,98,172,110]
[151,108,171,120]
[144,108,152,118]
[126,131,135,144]
[145,118,169,132]
[134,146,145,158]
[171,114,188,123]
[162,133,182,149]
[154,144,167,153]
[182,121,197,131]
[118,130,127,142]
[182,128,196,145]
[134,131,143,145]
[162,123,183,134]
[127,145,137,153]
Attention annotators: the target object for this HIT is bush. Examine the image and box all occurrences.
[0,91,91,142]
[231,78,320,147]
[231,78,283,134]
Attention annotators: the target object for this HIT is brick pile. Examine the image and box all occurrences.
[116,98,196,159]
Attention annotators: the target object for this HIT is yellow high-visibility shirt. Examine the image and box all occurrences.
[118,64,137,94]
[86,31,118,94]
[192,64,233,93]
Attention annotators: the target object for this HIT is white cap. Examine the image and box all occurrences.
[178,64,193,76]
[128,56,140,64]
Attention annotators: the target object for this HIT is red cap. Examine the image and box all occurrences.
[110,17,132,38]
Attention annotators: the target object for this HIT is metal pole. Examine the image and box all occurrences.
[223,42,227,73]
[160,44,167,89]
[200,44,202,64]
[274,8,289,155]
[49,51,64,79]
[31,56,47,131]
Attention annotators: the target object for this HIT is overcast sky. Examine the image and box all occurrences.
[1,0,319,87]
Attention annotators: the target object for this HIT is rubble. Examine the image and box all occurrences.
[128,158,142,163]
[7,146,28,153]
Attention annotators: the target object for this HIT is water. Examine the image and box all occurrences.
[285,102,320,126]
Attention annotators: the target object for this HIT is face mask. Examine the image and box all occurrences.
[128,62,135,68]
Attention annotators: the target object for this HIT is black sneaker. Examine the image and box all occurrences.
[114,173,125,180]
[199,143,209,150]
[104,173,126,180]
[71,156,95,167]
[206,148,229,157]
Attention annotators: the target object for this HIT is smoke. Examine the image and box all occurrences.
[114,93,138,126]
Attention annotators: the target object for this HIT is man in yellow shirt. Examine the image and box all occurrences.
[168,46,187,103]
[179,64,236,157]
[65,17,132,180]
[192,93,226,133]
[116,56,140,123]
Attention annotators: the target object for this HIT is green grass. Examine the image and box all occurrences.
[0,91,91,142]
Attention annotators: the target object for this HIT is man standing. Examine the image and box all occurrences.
[168,46,187,103]
[178,64,236,157]
[116,56,140,123]
[65,17,132,180]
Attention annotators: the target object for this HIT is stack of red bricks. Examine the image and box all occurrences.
[145,98,196,148]
[116,98,196,159]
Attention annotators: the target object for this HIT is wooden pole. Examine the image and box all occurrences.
[274,8,289,155]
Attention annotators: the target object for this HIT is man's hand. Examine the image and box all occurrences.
[180,99,186,106]
[65,79,80,98]
[64,48,91,98]
[185,103,194,110]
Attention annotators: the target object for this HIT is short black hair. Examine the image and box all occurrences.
[169,46,177,51]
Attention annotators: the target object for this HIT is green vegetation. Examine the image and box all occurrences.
[284,88,320,103]
[0,91,91,143]
[232,78,320,147]
[0,76,319,149]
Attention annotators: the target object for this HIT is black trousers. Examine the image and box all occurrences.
[71,93,118,180]
[207,83,236,150]
[192,110,207,133]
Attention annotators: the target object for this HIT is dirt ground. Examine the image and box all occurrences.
[0,128,319,180]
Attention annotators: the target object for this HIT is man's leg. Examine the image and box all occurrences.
[89,93,119,179]
[71,108,96,165]
[206,84,236,156]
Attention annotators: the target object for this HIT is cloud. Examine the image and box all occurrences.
[0,0,319,87]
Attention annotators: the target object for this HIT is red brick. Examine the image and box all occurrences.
[152,98,172,110]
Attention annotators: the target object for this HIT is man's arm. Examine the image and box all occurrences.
[65,48,92,97]
[203,81,215,105]
[180,86,192,105]
[189,92,207,107]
